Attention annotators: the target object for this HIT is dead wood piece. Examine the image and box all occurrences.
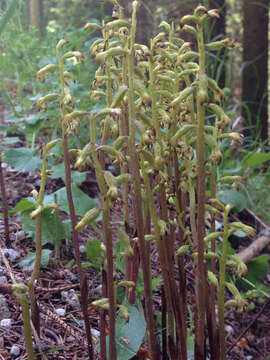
[237,230,270,263]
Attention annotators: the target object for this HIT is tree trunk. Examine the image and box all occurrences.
[242,0,268,141]
[207,0,227,89]
[29,0,42,35]
[208,0,226,37]
[125,0,154,45]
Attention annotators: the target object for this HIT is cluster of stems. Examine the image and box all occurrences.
[33,2,254,360]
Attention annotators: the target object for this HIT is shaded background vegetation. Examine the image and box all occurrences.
[2,0,269,142]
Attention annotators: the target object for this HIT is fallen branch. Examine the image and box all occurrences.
[237,229,270,263]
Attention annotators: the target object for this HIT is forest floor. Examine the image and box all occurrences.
[0,111,270,360]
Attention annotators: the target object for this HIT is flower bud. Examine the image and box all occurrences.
[159,21,171,33]
[118,228,133,257]
[170,125,195,147]
[56,39,68,51]
[44,139,61,153]
[204,231,223,243]
[95,108,121,118]
[118,304,130,321]
[206,38,235,51]
[140,150,154,167]
[105,19,130,30]
[230,222,255,237]
[175,245,190,256]
[180,15,199,26]
[36,64,59,79]
[84,22,102,31]
[208,271,219,287]
[158,219,167,236]
[219,176,243,184]
[92,298,109,309]
[30,205,43,219]
[170,87,194,107]
[75,208,101,231]
[116,174,132,184]
[111,85,128,108]
[220,132,244,143]
[177,24,197,37]
[209,198,225,211]
[36,93,59,109]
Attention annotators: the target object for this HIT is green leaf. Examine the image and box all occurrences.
[0,0,18,36]
[106,301,146,360]
[243,152,270,169]
[217,189,247,212]
[40,249,53,267]
[247,255,269,285]
[20,209,66,245]
[2,136,20,145]
[86,237,103,264]
[82,261,100,270]
[151,277,162,292]
[24,114,42,125]
[232,230,246,238]
[18,249,52,269]
[0,124,8,133]
[3,147,42,172]
[44,184,98,216]
[12,198,35,214]
[50,163,87,185]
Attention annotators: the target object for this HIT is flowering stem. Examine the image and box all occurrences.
[0,155,9,244]
[194,20,207,360]
[57,43,94,360]
[218,205,233,360]
[90,114,116,359]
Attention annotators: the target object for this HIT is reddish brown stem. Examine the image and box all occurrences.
[207,161,219,360]
[100,269,107,360]
[130,152,160,360]
[158,183,186,360]
[126,242,140,304]
[161,285,168,360]
[174,153,188,360]
[62,135,94,360]
[0,155,10,244]
[102,206,116,360]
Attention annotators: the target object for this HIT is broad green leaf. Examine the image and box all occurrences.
[82,261,100,270]
[20,209,66,245]
[2,136,20,145]
[12,198,35,214]
[233,230,246,238]
[3,147,42,172]
[243,152,270,169]
[247,255,269,285]
[86,237,103,264]
[106,300,146,360]
[40,249,53,267]
[24,114,42,125]
[62,219,72,238]
[44,184,98,216]
[0,124,8,132]
[218,189,247,212]
[19,249,52,269]
[50,163,87,185]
